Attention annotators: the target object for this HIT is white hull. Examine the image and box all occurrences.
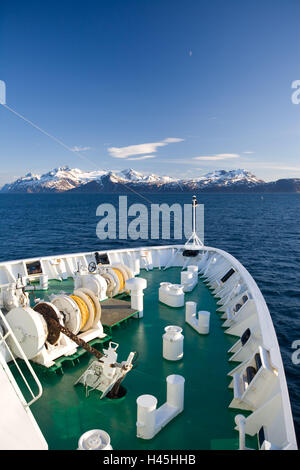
[0,244,297,450]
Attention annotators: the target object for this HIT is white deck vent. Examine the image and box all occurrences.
[78,430,112,450]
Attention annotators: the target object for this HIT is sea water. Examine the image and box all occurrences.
[0,191,299,442]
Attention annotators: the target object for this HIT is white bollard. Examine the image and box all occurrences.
[181,271,194,292]
[166,374,185,412]
[159,283,185,307]
[187,266,198,283]
[77,429,113,450]
[39,274,48,290]
[185,301,197,321]
[181,268,198,292]
[181,271,193,284]
[163,326,184,361]
[187,265,198,276]
[186,302,211,335]
[197,310,210,334]
[136,375,185,440]
[136,394,158,439]
[125,277,147,318]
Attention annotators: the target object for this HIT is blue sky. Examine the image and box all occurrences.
[0,0,300,184]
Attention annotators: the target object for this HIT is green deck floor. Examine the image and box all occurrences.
[12,268,258,450]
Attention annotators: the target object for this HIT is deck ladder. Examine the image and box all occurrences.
[0,309,48,449]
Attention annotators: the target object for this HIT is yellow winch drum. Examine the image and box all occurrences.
[73,289,96,332]
[112,264,131,294]
[70,295,89,331]
[75,287,101,325]
[85,293,95,316]
[112,268,125,291]
[98,263,134,297]
[101,272,115,297]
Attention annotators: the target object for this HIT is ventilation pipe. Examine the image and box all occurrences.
[125,277,147,318]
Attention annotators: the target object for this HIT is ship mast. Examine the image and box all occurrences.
[163,195,203,271]
[184,195,203,249]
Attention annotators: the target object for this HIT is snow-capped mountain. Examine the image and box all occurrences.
[0,166,180,193]
[118,168,175,184]
[190,169,263,188]
[1,166,298,193]
[0,166,106,193]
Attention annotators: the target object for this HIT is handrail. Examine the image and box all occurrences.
[0,308,43,407]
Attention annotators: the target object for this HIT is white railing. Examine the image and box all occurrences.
[0,309,43,407]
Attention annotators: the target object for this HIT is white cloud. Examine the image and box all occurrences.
[250,164,300,172]
[164,158,200,164]
[243,151,254,155]
[270,166,300,171]
[127,155,156,161]
[72,146,91,152]
[163,137,184,143]
[193,153,240,161]
[108,137,184,159]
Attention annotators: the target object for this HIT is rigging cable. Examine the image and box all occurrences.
[1,102,155,203]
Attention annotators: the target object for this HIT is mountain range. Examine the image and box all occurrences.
[1,166,300,193]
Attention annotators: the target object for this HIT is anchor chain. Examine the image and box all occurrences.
[47,317,107,363]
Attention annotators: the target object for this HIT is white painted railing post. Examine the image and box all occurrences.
[235,414,247,450]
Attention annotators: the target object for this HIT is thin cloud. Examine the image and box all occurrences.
[270,166,300,171]
[243,151,254,155]
[250,164,300,172]
[163,137,184,143]
[193,153,240,161]
[108,137,184,159]
[127,155,156,161]
[71,146,91,152]
[161,158,203,165]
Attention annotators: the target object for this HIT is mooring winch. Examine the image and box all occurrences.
[33,302,136,398]
[5,293,137,397]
